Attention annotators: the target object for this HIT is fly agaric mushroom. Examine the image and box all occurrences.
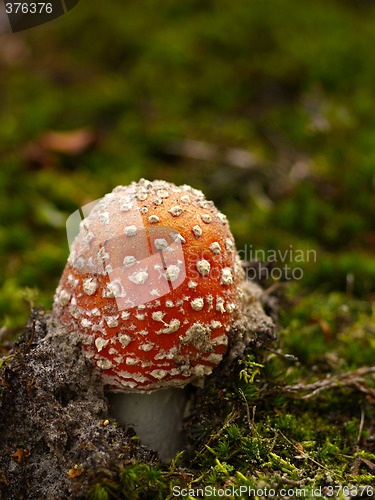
[53,179,243,460]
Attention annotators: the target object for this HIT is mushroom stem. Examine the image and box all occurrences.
[107,387,189,462]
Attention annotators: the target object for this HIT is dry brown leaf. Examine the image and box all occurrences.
[67,465,83,478]
[12,449,30,464]
[39,128,96,155]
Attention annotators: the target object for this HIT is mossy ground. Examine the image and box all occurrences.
[86,290,375,499]
[0,0,374,498]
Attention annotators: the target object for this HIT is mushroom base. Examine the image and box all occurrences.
[107,387,189,462]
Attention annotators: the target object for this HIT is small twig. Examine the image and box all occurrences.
[192,410,240,463]
[273,473,307,487]
[278,430,344,480]
[238,388,251,431]
[356,405,365,449]
[26,320,36,350]
[0,353,15,369]
[281,366,375,399]
[251,405,257,430]
[204,410,240,450]
[261,282,288,296]
[0,325,8,340]
[263,346,299,363]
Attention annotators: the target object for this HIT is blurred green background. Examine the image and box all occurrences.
[1,0,375,327]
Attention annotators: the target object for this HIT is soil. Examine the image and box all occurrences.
[0,280,274,499]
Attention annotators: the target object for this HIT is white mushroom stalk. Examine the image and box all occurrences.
[53,179,244,461]
[109,387,188,461]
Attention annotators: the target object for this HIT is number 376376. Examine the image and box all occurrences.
[5,3,53,14]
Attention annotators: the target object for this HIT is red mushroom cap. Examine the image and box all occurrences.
[53,179,243,392]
